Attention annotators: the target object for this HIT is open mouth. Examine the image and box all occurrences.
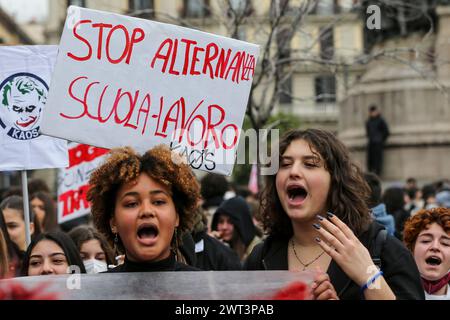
[287,185,308,204]
[425,256,442,266]
[137,224,159,241]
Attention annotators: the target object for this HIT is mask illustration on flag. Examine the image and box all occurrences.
[0,73,48,141]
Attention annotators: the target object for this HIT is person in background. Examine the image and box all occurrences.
[27,178,51,196]
[403,207,450,300]
[30,192,59,233]
[409,184,439,216]
[363,172,396,236]
[405,177,418,194]
[0,195,40,252]
[188,208,241,270]
[68,225,115,274]
[405,187,423,216]
[20,231,86,276]
[422,184,439,210]
[87,146,200,272]
[200,173,230,230]
[0,229,9,278]
[365,104,389,176]
[211,196,261,262]
[245,129,423,300]
[382,187,410,240]
[0,186,22,202]
[0,211,23,277]
[435,180,450,209]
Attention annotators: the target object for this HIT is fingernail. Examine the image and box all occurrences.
[313,223,321,230]
[326,212,334,218]
[317,215,324,221]
[315,237,321,242]
[311,283,317,289]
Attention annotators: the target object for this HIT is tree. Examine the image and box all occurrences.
[127,0,447,187]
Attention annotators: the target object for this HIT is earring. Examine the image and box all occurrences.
[113,233,120,256]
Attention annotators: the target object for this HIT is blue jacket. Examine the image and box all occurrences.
[371,203,396,236]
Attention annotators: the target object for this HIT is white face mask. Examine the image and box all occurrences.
[83,259,108,274]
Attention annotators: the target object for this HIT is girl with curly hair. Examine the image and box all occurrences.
[403,207,450,300]
[87,145,201,272]
[245,129,424,300]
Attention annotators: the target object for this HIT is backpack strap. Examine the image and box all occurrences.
[371,229,387,269]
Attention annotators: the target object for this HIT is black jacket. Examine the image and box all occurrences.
[108,253,199,272]
[366,115,389,144]
[211,196,256,247]
[244,222,424,300]
[193,230,242,271]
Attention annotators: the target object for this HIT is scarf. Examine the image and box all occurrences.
[421,272,450,295]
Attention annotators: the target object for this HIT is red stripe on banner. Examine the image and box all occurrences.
[68,144,109,169]
[58,184,91,217]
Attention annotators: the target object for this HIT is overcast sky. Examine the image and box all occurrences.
[0,0,48,23]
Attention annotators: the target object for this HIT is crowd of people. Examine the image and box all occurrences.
[0,129,449,300]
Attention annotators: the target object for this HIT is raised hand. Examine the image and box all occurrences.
[313,213,377,287]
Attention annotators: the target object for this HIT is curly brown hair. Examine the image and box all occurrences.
[87,145,201,255]
[403,207,450,251]
[260,129,372,238]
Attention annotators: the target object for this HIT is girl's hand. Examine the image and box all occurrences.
[311,267,339,300]
[208,230,223,241]
[314,213,377,287]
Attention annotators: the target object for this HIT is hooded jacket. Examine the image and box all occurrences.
[244,221,424,300]
[211,196,257,247]
[371,203,396,236]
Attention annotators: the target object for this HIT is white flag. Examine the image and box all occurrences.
[0,46,68,171]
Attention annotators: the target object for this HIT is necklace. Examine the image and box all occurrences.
[290,238,325,271]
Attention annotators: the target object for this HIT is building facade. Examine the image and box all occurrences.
[45,0,366,132]
[339,5,450,182]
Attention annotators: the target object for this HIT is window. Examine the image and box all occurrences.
[277,28,292,104]
[270,0,290,18]
[182,0,211,18]
[67,0,85,7]
[312,0,339,15]
[315,76,336,103]
[129,0,154,18]
[228,0,253,17]
[320,27,334,61]
[279,76,292,104]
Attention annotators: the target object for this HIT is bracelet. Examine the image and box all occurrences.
[360,270,384,294]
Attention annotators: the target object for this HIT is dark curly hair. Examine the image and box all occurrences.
[403,207,450,251]
[87,145,201,257]
[260,129,372,238]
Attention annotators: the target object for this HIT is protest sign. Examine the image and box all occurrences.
[40,6,259,175]
[0,46,68,171]
[57,142,108,224]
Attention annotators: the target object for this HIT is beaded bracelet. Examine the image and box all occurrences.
[360,270,384,294]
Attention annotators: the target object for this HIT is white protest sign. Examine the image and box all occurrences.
[0,46,68,171]
[40,6,259,176]
[57,142,109,224]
